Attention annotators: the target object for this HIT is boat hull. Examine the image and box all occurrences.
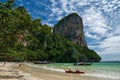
[65,70,84,74]
[33,61,49,64]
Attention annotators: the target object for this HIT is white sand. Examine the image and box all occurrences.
[0,62,42,80]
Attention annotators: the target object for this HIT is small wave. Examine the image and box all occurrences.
[25,63,65,72]
[43,66,65,72]
[84,72,120,80]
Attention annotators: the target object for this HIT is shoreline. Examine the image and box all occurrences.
[17,63,111,80]
[0,62,119,80]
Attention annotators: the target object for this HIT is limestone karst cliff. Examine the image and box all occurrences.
[53,13,87,47]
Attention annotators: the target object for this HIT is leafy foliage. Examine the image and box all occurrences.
[0,0,101,62]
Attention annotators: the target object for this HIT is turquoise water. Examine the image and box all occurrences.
[38,62,120,80]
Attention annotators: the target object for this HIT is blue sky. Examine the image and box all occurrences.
[1,0,120,61]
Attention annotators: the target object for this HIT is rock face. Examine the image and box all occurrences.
[53,13,87,47]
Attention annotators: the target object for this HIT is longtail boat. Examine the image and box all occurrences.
[65,70,84,74]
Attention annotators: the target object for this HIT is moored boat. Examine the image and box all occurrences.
[65,70,84,74]
[33,61,49,64]
[74,62,92,66]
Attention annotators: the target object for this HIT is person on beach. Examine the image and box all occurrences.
[19,63,21,67]
[3,61,6,66]
[68,67,72,71]
[75,68,79,72]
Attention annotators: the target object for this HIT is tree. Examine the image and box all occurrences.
[0,0,101,62]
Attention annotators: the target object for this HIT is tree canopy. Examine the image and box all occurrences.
[0,0,101,62]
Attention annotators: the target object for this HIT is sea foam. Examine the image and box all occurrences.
[84,71,120,80]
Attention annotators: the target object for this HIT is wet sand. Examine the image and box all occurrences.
[18,63,103,80]
[0,62,113,80]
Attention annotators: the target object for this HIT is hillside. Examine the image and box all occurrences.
[0,0,101,62]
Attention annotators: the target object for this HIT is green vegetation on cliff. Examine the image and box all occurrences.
[0,0,101,62]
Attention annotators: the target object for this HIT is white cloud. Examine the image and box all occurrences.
[82,6,109,38]
[85,32,99,39]
[50,0,91,19]
[97,36,120,55]
[74,0,90,6]
[101,0,107,4]
[43,22,54,27]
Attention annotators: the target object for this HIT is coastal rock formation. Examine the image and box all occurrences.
[53,13,87,47]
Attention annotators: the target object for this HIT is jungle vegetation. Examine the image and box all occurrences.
[0,0,101,62]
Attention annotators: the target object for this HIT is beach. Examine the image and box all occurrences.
[0,62,94,80]
[0,62,119,80]
[0,62,41,80]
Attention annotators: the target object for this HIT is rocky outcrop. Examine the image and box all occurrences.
[53,13,87,47]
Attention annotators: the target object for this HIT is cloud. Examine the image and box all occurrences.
[82,6,111,40]
[50,0,87,20]
[85,32,99,39]
[83,7,107,34]
[97,36,120,55]
[42,21,54,27]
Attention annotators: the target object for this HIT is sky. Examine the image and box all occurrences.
[1,0,120,61]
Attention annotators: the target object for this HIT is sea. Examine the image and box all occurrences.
[27,61,120,80]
